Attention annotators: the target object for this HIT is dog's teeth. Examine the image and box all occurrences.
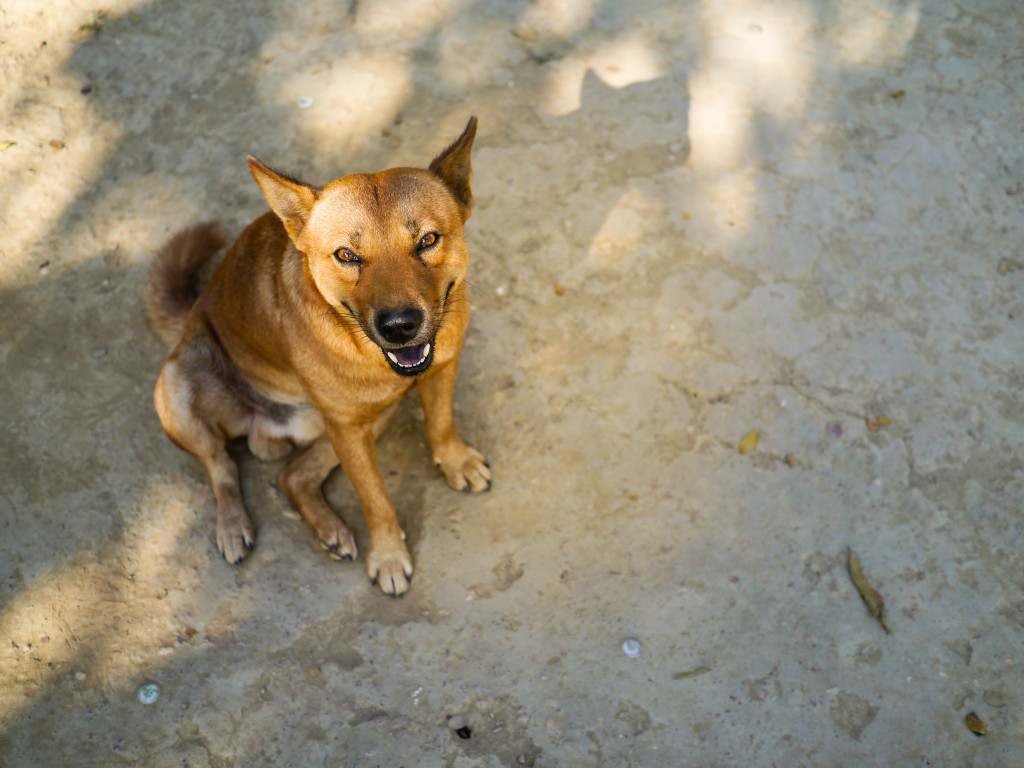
[387,352,399,363]
[424,343,431,358]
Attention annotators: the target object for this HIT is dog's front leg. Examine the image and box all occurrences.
[417,361,491,492]
[326,420,412,595]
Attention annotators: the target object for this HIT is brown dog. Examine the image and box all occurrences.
[146,118,489,595]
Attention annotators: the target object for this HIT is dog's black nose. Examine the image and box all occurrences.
[375,307,424,344]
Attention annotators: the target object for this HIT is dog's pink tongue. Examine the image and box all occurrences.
[395,343,426,366]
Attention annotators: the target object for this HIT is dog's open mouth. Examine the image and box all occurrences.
[383,341,434,376]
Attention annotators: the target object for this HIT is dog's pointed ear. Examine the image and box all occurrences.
[428,116,477,218]
[247,156,320,244]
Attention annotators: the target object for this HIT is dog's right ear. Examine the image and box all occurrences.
[247,156,320,244]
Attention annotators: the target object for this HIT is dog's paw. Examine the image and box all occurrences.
[217,512,256,566]
[315,517,358,562]
[434,442,491,493]
[366,538,413,596]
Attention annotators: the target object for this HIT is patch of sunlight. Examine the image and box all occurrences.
[0,112,114,291]
[542,31,665,116]
[0,476,205,728]
[355,0,470,40]
[588,32,665,89]
[586,187,665,273]
[686,0,823,241]
[270,53,411,153]
[519,0,600,40]
[831,1,919,66]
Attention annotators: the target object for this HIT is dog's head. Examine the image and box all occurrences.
[247,117,477,377]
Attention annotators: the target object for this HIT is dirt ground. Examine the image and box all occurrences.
[2,0,1023,765]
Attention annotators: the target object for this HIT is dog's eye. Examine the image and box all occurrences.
[418,232,439,250]
[333,248,359,264]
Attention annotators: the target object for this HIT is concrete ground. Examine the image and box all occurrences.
[1,0,1022,765]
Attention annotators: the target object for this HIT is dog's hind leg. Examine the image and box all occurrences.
[155,359,256,565]
[278,435,355,559]
[277,401,399,561]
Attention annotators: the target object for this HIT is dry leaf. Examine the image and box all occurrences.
[866,417,879,432]
[965,712,987,736]
[0,140,15,151]
[848,548,890,633]
[998,258,1021,275]
[49,139,65,150]
[553,283,565,296]
[512,26,538,42]
[784,454,798,467]
[673,666,710,679]
[876,416,890,426]
[738,430,759,454]
[891,90,906,99]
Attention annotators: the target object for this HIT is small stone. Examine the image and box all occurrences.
[74,671,86,681]
[891,90,906,99]
[81,85,93,95]
[553,282,565,296]
[49,139,65,150]
[91,347,108,358]
[621,638,642,658]
[784,454,798,466]
[381,127,391,137]
[827,422,844,438]
[296,96,313,109]
[138,683,160,704]
[983,690,1008,708]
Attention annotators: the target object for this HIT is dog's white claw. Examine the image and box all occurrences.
[387,352,399,363]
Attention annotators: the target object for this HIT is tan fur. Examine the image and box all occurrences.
[148,118,489,595]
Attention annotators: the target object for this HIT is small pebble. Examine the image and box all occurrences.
[827,422,844,438]
[983,690,1008,708]
[92,347,108,358]
[622,638,642,658]
[297,96,314,109]
[138,683,160,704]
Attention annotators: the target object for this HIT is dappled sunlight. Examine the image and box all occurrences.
[541,31,664,116]
[519,0,599,40]
[588,32,665,90]
[355,0,469,39]
[585,187,666,274]
[0,475,208,729]
[268,52,412,151]
[829,0,919,66]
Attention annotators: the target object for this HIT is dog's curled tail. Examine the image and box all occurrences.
[145,221,227,346]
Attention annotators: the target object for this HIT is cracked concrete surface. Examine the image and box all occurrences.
[1,0,1023,765]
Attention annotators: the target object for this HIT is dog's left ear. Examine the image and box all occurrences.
[429,117,477,219]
